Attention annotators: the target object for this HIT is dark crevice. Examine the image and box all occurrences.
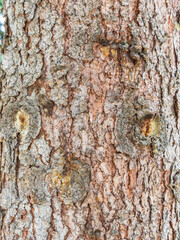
[15,133,20,198]
[173,91,179,129]
[0,141,2,193]
[29,200,37,240]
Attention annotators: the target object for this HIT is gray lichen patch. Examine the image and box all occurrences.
[50,56,71,80]
[131,113,168,155]
[116,114,135,155]
[3,52,43,90]
[30,135,52,166]
[67,62,83,88]
[116,96,167,155]
[0,100,41,143]
[20,167,49,205]
[133,112,167,151]
[50,148,66,170]
[70,86,88,117]
[116,102,137,155]
[70,100,88,118]
[50,85,69,108]
[19,54,43,87]
[65,0,101,60]
[46,158,91,204]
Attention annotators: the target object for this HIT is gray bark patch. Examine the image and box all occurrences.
[0,99,41,143]
[46,158,91,204]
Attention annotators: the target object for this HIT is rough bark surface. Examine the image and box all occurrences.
[0,0,180,239]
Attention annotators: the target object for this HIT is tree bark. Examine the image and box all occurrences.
[0,0,179,239]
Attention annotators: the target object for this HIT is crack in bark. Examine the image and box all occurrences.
[0,208,6,240]
[29,201,37,240]
[0,142,2,193]
[15,133,20,198]
[173,91,179,130]
[47,194,56,239]
[173,42,178,78]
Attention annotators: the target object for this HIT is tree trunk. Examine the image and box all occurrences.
[0,0,179,239]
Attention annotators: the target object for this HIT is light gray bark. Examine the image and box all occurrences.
[0,0,179,239]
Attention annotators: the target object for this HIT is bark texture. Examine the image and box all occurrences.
[0,0,180,239]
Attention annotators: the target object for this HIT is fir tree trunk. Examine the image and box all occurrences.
[0,0,179,239]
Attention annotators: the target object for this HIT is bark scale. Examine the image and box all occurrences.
[0,0,179,239]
